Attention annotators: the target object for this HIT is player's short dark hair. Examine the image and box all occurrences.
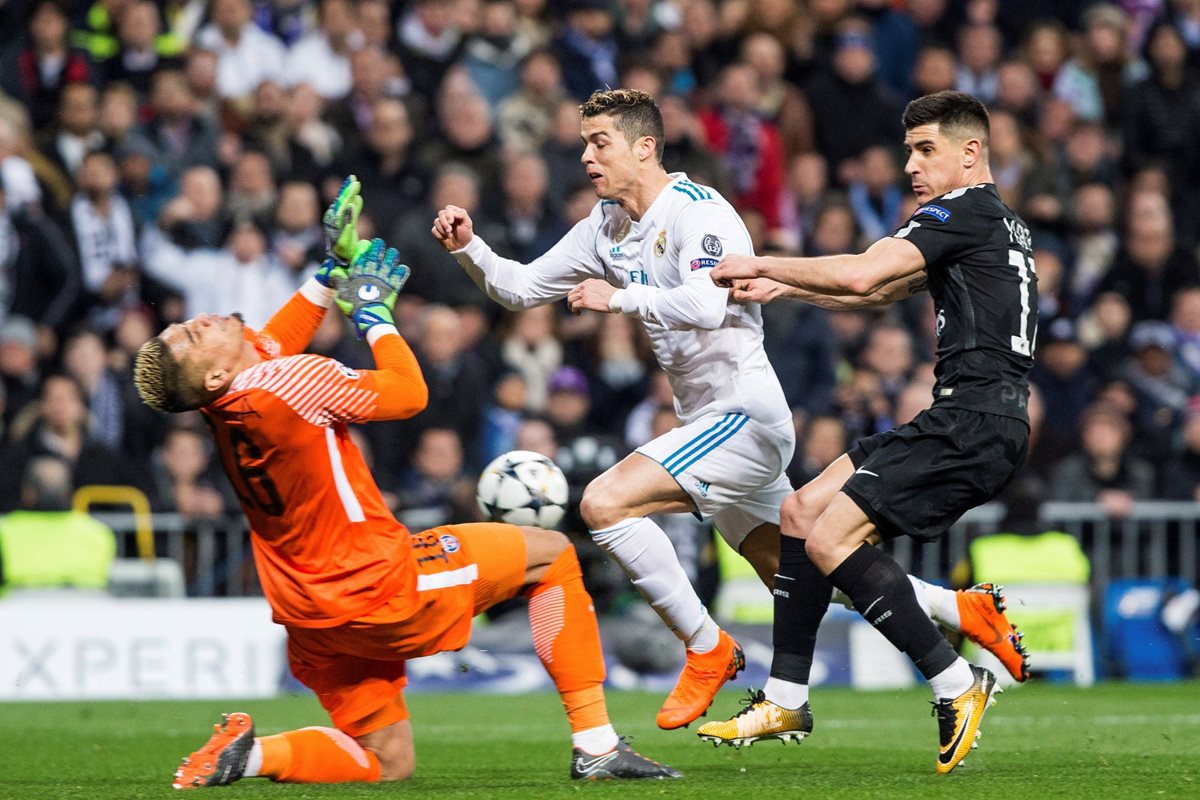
[902,90,990,147]
[579,88,665,163]
[133,337,207,413]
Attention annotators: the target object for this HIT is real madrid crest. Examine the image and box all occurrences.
[654,229,666,257]
[614,217,631,243]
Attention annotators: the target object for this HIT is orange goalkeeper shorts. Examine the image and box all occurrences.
[285,522,528,737]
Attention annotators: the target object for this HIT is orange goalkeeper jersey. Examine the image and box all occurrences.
[202,289,429,628]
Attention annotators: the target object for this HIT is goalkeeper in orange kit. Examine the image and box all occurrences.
[134,178,679,788]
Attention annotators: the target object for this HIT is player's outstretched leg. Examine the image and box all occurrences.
[657,628,745,730]
[521,533,681,779]
[955,583,1030,682]
[932,664,1002,774]
[173,713,255,789]
[172,713,385,788]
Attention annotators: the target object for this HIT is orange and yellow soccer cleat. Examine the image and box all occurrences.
[172,712,255,790]
[656,629,745,730]
[933,664,1001,774]
[956,583,1030,682]
[697,689,813,748]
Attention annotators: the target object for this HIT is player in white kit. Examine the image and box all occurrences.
[431,89,1025,731]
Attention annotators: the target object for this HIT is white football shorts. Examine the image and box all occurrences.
[636,411,795,550]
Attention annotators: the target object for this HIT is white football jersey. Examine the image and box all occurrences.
[454,173,790,427]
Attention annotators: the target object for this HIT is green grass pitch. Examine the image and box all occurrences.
[1,682,1197,799]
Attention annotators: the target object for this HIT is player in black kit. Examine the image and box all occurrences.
[697,91,1035,774]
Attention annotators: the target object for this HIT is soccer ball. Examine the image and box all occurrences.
[477,450,570,530]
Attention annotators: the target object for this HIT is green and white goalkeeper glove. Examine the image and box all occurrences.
[322,174,364,267]
[335,238,411,338]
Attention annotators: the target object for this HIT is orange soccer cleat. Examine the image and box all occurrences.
[956,583,1030,682]
[173,712,255,790]
[655,629,745,730]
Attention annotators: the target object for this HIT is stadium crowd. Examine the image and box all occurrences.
[3,0,1200,561]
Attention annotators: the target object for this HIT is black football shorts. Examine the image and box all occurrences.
[841,406,1029,542]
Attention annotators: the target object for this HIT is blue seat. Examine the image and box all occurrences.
[1101,578,1193,680]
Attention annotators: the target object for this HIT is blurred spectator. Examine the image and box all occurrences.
[545,364,625,489]
[396,427,476,530]
[552,0,618,101]
[806,200,861,257]
[252,0,313,47]
[1049,402,1155,516]
[699,62,786,233]
[356,0,396,52]
[155,165,226,251]
[146,425,234,517]
[993,58,1043,128]
[1024,19,1069,91]
[334,97,429,235]
[104,0,184,95]
[493,151,566,262]
[141,217,295,327]
[623,369,671,449]
[70,149,138,331]
[0,0,94,130]
[575,312,651,430]
[1078,291,1133,381]
[1121,320,1195,459]
[500,304,561,413]
[790,414,847,486]
[955,22,1002,102]
[911,45,957,99]
[98,81,137,151]
[776,152,829,254]
[0,372,129,512]
[761,297,837,416]
[0,316,42,430]
[1123,21,1200,245]
[285,0,361,101]
[1162,397,1200,500]
[497,47,566,153]
[463,0,534,108]
[286,83,341,170]
[224,149,278,228]
[1053,4,1143,127]
[269,180,324,280]
[480,369,528,464]
[0,115,43,214]
[658,94,730,199]
[396,0,465,100]
[125,68,219,180]
[1096,190,1200,321]
[0,180,81,338]
[243,80,320,183]
[61,327,124,450]
[805,18,903,180]
[195,0,287,100]
[846,145,903,242]
[1031,317,1098,466]
[182,47,221,121]
[1172,287,1200,382]
[741,32,815,158]
[392,163,502,308]
[419,91,503,197]
[35,82,103,197]
[859,322,914,407]
[1067,182,1119,305]
[412,304,489,462]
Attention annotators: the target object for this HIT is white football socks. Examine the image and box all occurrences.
[928,657,975,700]
[243,741,262,778]
[763,676,809,709]
[589,517,718,653]
[831,576,961,632]
[572,724,620,755]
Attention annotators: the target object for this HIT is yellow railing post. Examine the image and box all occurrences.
[72,485,155,560]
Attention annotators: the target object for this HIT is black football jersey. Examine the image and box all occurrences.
[891,183,1036,422]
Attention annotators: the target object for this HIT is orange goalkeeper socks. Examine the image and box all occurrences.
[526,546,612,735]
[257,727,381,783]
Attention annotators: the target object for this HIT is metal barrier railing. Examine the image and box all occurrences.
[89,502,1200,597]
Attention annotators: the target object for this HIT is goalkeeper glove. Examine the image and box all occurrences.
[335,238,410,338]
[313,238,371,288]
[322,175,363,265]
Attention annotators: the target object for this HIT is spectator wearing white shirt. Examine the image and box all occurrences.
[195,0,287,100]
[286,0,363,100]
[140,217,295,328]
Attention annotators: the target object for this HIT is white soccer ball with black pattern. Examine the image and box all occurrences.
[476,450,570,530]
